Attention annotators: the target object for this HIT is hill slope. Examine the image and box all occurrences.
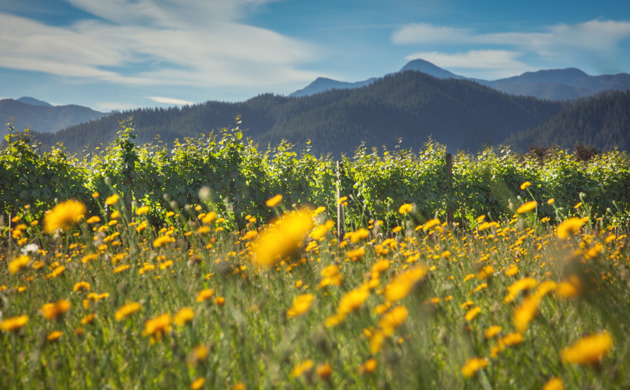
[0,99,105,138]
[504,91,630,152]
[35,71,562,156]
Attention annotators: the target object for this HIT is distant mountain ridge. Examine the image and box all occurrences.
[0,98,105,138]
[291,59,630,101]
[35,71,562,156]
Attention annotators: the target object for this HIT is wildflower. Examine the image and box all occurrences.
[318,265,343,288]
[47,330,63,342]
[384,266,428,302]
[174,307,195,326]
[113,264,131,273]
[86,216,101,224]
[398,203,413,214]
[266,194,283,208]
[286,294,315,319]
[214,297,225,306]
[290,359,314,378]
[310,220,335,240]
[73,282,91,292]
[188,345,210,365]
[190,378,205,390]
[379,305,408,335]
[80,313,96,325]
[513,294,541,332]
[250,209,314,268]
[561,332,613,365]
[115,302,142,321]
[520,181,531,190]
[516,201,537,214]
[44,199,86,234]
[542,377,564,390]
[461,357,489,377]
[338,196,348,205]
[369,330,385,353]
[358,358,377,374]
[105,194,119,205]
[136,206,150,215]
[477,265,494,280]
[557,217,585,239]
[337,286,370,315]
[196,289,214,302]
[316,363,332,380]
[465,306,481,322]
[556,276,581,299]
[422,219,440,231]
[142,313,172,341]
[9,255,30,274]
[153,234,175,248]
[0,315,29,332]
[505,264,519,277]
[547,198,555,205]
[349,228,369,243]
[484,325,502,339]
[40,299,71,320]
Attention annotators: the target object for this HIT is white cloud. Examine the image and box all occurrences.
[148,96,195,105]
[0,0,320,90]
[405,50,532,79]
[393,19,630,74]
[392,23,472,44]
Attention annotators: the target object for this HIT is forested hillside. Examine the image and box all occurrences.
[504,91,630,152]
[34,72,561,156]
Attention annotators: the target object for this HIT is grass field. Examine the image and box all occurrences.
[1,192,629,389]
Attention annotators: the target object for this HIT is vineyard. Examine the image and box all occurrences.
[1,122,630,388]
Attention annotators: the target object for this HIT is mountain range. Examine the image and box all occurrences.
[293,59,630,101]
[0,97,105,139]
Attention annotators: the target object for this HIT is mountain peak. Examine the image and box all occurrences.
[399,59,464,79]
[17,96,53,107]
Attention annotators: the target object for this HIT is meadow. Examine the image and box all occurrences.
[1,123,630,389]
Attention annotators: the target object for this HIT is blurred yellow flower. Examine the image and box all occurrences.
[520,181,531,190]
[8,255,30,274]
[461,357,488,377]
[40,299,71,320]
[142,313,172,341]
[190,377,205,390]
[557,217,585,239]
[44,199,86,234]
[105,194,119,205]
[250,209,313,268]
[265,194,283,208]
[115,302,142,321]
[174,307,195,326]
[384,266,427,302]
[561,331,612,365]
[196,288,214,302]
[398,203,413,214]
[290,359,314,378]
[286,293,315,319]
[379,305,408,335]
[136,206,150,215]
[516,201,537,214]
[542,377,564,390]
[0,315,28,332]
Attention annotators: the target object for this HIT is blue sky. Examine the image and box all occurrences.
[1,0,629,111]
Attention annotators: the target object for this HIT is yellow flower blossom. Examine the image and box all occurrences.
[461,357,489,377]
[286,294,315,319]
[561,331,613,365]
[265,194,283,208]
[0,315,29,332]
[115,302,142,321]
[44,199,86,234]
[516,201,537,214]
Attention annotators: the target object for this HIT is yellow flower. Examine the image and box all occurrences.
[547,198,555,205]
[196,288,214,302]
[561,332,613,365]
[115,302,142,321]
[379,305,408,335]
[136,206,150,215]
[465,306,481,322]
[384,266,427,302]
[114,264,131,273]
[0,315,29,332]
[318,265,343,288]
[265,194,283,208]
[310,220,335,240]
[153,235,175,248]
[337,286,370,316]
[40,299,71,320]
[513,294,541,332]
[398,203,413,214]
[484,325,502,339]
[477,265,494,280]
[316,363,332,380]
[422,218,440,231]
[359,358,377,374]
[47,330,63,342]
[86,216,101,224]
[213,297,225,306]
[80,313,96,325]
[188,345,210,365]
[190,377,205,390]
[516,201,537,214]
[142,313,172,341]
[8,255,30,274]
[542,377,564,390]
[557,217,585,239]
[73,281,91,292]
[250,209,314,268]
[520,181,531,190]
[290,359,314,378]
[44,199,86,234]
[461,357,489,377]
[556,276,581,299]
[105,194,119,205]
[174,307,195,326]
[286,294,315,319]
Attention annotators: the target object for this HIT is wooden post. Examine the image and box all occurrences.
[445,153,454,224]
[336,161,345,241]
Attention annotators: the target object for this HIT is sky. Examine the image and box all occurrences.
[1,0,630,112]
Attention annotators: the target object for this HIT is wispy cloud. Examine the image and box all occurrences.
[393,19,630,75]
[148,96,195,106]
[0,0,320,90]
